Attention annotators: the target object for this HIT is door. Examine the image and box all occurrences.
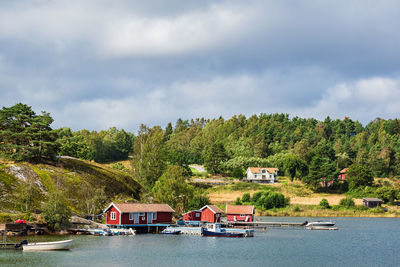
[147,212,153,224]
[134,213,139,224]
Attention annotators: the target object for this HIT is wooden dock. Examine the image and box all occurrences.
[222,221,307,228]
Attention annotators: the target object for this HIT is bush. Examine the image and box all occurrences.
[234,197,242,205]
[292,205,301,212]
[339,197,355,208]
[255,191,288,210]
[319,198,330,209]
[241,192,251,202]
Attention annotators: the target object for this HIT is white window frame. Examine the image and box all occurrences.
[152,212,157,220]
[110,212,116,220]
[195,213,200,218]
[129,213,134,220]
[139,212,145,217]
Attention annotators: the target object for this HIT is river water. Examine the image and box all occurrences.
[1,217,399,267]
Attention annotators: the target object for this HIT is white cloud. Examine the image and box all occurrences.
[302,76,400,121]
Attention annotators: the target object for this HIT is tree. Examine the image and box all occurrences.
[152,165,194,214]
[346,164,374,190]
[203,142,228,174]
[77,185,107,221]
[131,125,166,189]
[188,193,210,210]
[41,192,71,231]
[0,103,58,161]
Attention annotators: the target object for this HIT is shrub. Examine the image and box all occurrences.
[292,205,301,212]
[234,197,242,205]
[241,192,251,202]
[319,198,330,209]
[339,197,355,208]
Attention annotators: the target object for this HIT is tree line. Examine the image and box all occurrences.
[2,103,400,210]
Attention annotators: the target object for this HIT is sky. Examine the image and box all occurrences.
[1,0,400,132]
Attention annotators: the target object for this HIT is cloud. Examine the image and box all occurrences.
[302,76,400,121]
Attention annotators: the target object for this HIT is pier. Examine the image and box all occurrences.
[222,221,307,229]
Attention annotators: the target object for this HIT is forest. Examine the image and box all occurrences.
[2,103,400,206]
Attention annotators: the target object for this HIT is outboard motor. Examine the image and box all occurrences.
[15,240,28,249]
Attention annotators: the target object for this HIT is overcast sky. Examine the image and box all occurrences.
[1,0,400,132]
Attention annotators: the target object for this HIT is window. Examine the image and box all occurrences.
[262,169,266,173]
[195,213,200,217]
[139,212,145,217]
[262,175,266,179]
[152,212,157,220]
[129,213,134,220]
[240,214,245,217]
[110,212,116,220]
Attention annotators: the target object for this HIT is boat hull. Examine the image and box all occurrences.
[162,230,181,235]
[22,239,73,251]
[201,228,244,238]
[306,222,335,227]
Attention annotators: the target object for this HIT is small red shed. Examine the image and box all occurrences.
[104,203,175,226]
[226,205,254,222]
[200,205,224,223]
[182,210,202,221]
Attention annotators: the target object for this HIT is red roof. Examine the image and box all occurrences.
[225,205,254,215]
[105,203,175,213]
[248,167,279,174]
[340,168,348,174]
[200,205,224,214]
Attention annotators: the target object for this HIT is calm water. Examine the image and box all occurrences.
[1,217,400,267]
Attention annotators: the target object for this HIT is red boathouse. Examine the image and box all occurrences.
[182,210,202,221]
[200,205,224,223]
[226,205,254,222]
[104,203,175,226]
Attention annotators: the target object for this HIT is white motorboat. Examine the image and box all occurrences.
[22,239,73,251]
[305,221,335,227]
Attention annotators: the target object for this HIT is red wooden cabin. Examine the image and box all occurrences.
[200,205,224,223]
[182,210,202,221]
[338,168,348,181]
[104,203,174,226]
[226,205,254,222]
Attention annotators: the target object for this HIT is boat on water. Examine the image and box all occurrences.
[305,221,335,227]
[201,223,244,238]
[20,239,73,251]
[161,229,181,235]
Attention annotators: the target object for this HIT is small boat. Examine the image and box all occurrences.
[201,224,244,238]
[305,221,335,227]
[21,239,73,251]
[161,229,181,235]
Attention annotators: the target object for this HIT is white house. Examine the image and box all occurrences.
[244,167,279,183]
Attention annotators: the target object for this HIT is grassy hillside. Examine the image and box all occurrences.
[0,157,143,217]
[204,177,400,217]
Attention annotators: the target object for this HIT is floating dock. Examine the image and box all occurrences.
[164,226,254,237]
[222,221,306,228]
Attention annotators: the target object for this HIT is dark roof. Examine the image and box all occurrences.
[362,198,383,202]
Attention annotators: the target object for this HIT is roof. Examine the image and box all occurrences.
[104,203,175,213]
[225,205,254,215]
[362,198,383,202]
[200,205,224,214]
[248,167,279,174]
[340,168,348,173]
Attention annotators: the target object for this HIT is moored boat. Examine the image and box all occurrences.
[305,221,335,227]
[201,223,244,238]
[161,229,181,235]
[21,239,73,251]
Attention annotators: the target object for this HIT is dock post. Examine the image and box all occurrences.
[2,226,6,248]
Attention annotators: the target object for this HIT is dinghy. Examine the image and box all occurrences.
[21,239,73,251]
